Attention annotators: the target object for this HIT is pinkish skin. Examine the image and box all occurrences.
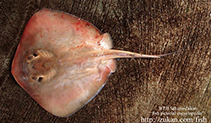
[11,9,173,117]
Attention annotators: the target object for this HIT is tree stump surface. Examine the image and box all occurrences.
[1,0,210,123]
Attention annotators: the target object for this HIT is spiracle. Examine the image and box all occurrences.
[37,50,54,58]
[45,68,56,81]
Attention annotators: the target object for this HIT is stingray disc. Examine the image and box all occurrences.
[12,9,170,117]
[11,9,118,117]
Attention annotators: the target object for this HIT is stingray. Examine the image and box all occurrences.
[11,9,174,117]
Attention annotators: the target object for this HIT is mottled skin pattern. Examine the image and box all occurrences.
[12,9,171,117]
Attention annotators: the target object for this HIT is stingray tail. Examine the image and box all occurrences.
[95,49,177,60]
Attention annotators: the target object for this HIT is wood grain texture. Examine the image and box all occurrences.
[1,0,210,122]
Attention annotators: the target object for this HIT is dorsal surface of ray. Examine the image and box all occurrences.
[11,9,174,117]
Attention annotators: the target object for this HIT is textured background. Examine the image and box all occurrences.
[1,0,211,123]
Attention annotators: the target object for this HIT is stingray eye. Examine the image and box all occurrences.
[31,75,44,83]
[33,53,38,57]
[27,50,54,62]
[37,77,43,82]
[27,52,39,62]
